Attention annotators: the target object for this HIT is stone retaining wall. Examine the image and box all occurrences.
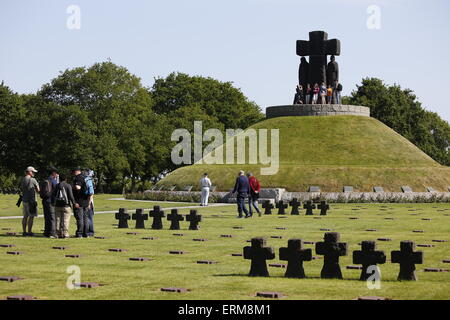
[266,104,370,119]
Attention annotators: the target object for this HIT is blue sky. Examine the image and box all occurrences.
[1,0,450,122]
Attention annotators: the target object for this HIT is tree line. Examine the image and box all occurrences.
[1,64,448,193]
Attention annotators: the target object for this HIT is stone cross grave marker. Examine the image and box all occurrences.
[262,200,274,215]
[186,210,202,230]
[289,198,302,215]
[243,238,275,277]
[352,241,386,281]
[115,208,130,229]
[150,206,165,230]
[318,201,330,216]
[304,200,316,215]
[391,241,423,281]
[315,232,348,279]
[132,208,148,229]
[276,200,288,215]
[279,239,312,278]
[167,209,184,230]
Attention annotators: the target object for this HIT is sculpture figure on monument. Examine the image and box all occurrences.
[298,56,309,94]
[326,55,339,87]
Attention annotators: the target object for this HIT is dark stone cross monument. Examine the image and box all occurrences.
[297,31,340,89]
[353,241,386,281]
[316,232,348,279]
[115,208,130,229]
[150,206,165,230]
[318,201,330,216]
[391,241,424,281]
[276,200,288,215]
[132,208,148,229]
[279,239,312,278]
[167,209,184,230]
[304,200,316,216]
[243,238,276,277]
[262,200,274,215]
[289,198,302,215]
[186,210,202,230]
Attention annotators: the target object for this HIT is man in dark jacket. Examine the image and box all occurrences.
[232,170,250,218]
[52,174,76,239]
[71,167,89,238]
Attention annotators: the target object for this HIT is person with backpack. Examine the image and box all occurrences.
[71,167,90,238]
[247,172,261,217]
[83,169,95,237]
[40,167,59,238]
[52,174,76,238]
[19,167,40,237]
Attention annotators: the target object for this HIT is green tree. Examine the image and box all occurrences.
[346,78,450,166]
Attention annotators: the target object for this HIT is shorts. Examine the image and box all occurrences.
[23,201,38,218]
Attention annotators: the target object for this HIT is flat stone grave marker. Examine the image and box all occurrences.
[423,268,449,273]
[421,218,432,221]
[271,236,282,239]
[308,186,320,193]
[1,228,11,231]
[76,282,101,288]
[443,260,450,263]
[6,232,19,236]
[320,228,331,231]
[108,248,127,252]
[401,186,413,193]
[391,241,423,281]
[7,295,35,300]
[353,241,386,281]
[115,208,130,229]
[142,237,158,240]
[378,238,392,242]
[366,229,378,232]
[132,208,148,229]
[304,200,316,215]
[161,287,189,293]
[256,292,283,299]
[173,233,184,237]
[233,226,244,230]
[186,210,202,230]
[231,253,243,257]
[373,187,384,193]
[289,198,302,215]
[343,186,354,193]
[417,244,434,248]
[349,218,359,220]
[0,276,23,282]
[52,246,68,250]
[197,260,218,264]
[262,201,274,215]
[95,236,106,239]
[243,237,275,277]
[169,251,186,255]
[126,232,138,235]
[315,232,348,279]
[413,230,425,233]
[168,209,184,230]
[276,201,288,215]
[432,240,448,243]
[0,244,15,248]
[346,265,363,270]
[129,257,151,261]
[276,227,287,230]
[193,238,207,242]
[318,201,330,216]
[150,206,165,230]
[7,251,23,255]
[65,255,82,258]
[357,296,391,301]
[303,241,315,245]
[279,239,312,278]
[221,235,233,238]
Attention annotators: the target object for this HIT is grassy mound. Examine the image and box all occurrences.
[159,116,450,192]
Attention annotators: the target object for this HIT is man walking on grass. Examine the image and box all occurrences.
[232,170,250,218]
[19,167,40,237]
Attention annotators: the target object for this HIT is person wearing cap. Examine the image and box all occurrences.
[19,167,40,236]
[232,170,250,218]
[199,173,212,207]
[40,167,59,238]
[71,167,89,238]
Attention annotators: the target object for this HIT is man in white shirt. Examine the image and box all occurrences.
[199,173,212,206]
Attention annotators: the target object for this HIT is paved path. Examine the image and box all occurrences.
[0,202,233,220]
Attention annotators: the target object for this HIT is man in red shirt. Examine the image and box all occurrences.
[247,172,261,217]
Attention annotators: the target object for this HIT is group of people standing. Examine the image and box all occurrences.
[293,80,342,105]
[199,171,262,218]
[18,166,95,239]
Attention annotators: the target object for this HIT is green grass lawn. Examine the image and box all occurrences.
[0,194,190,217]
[0,198,449,300]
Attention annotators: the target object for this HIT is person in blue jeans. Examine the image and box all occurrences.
[83,169,95,237]
[232,170,250,218]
